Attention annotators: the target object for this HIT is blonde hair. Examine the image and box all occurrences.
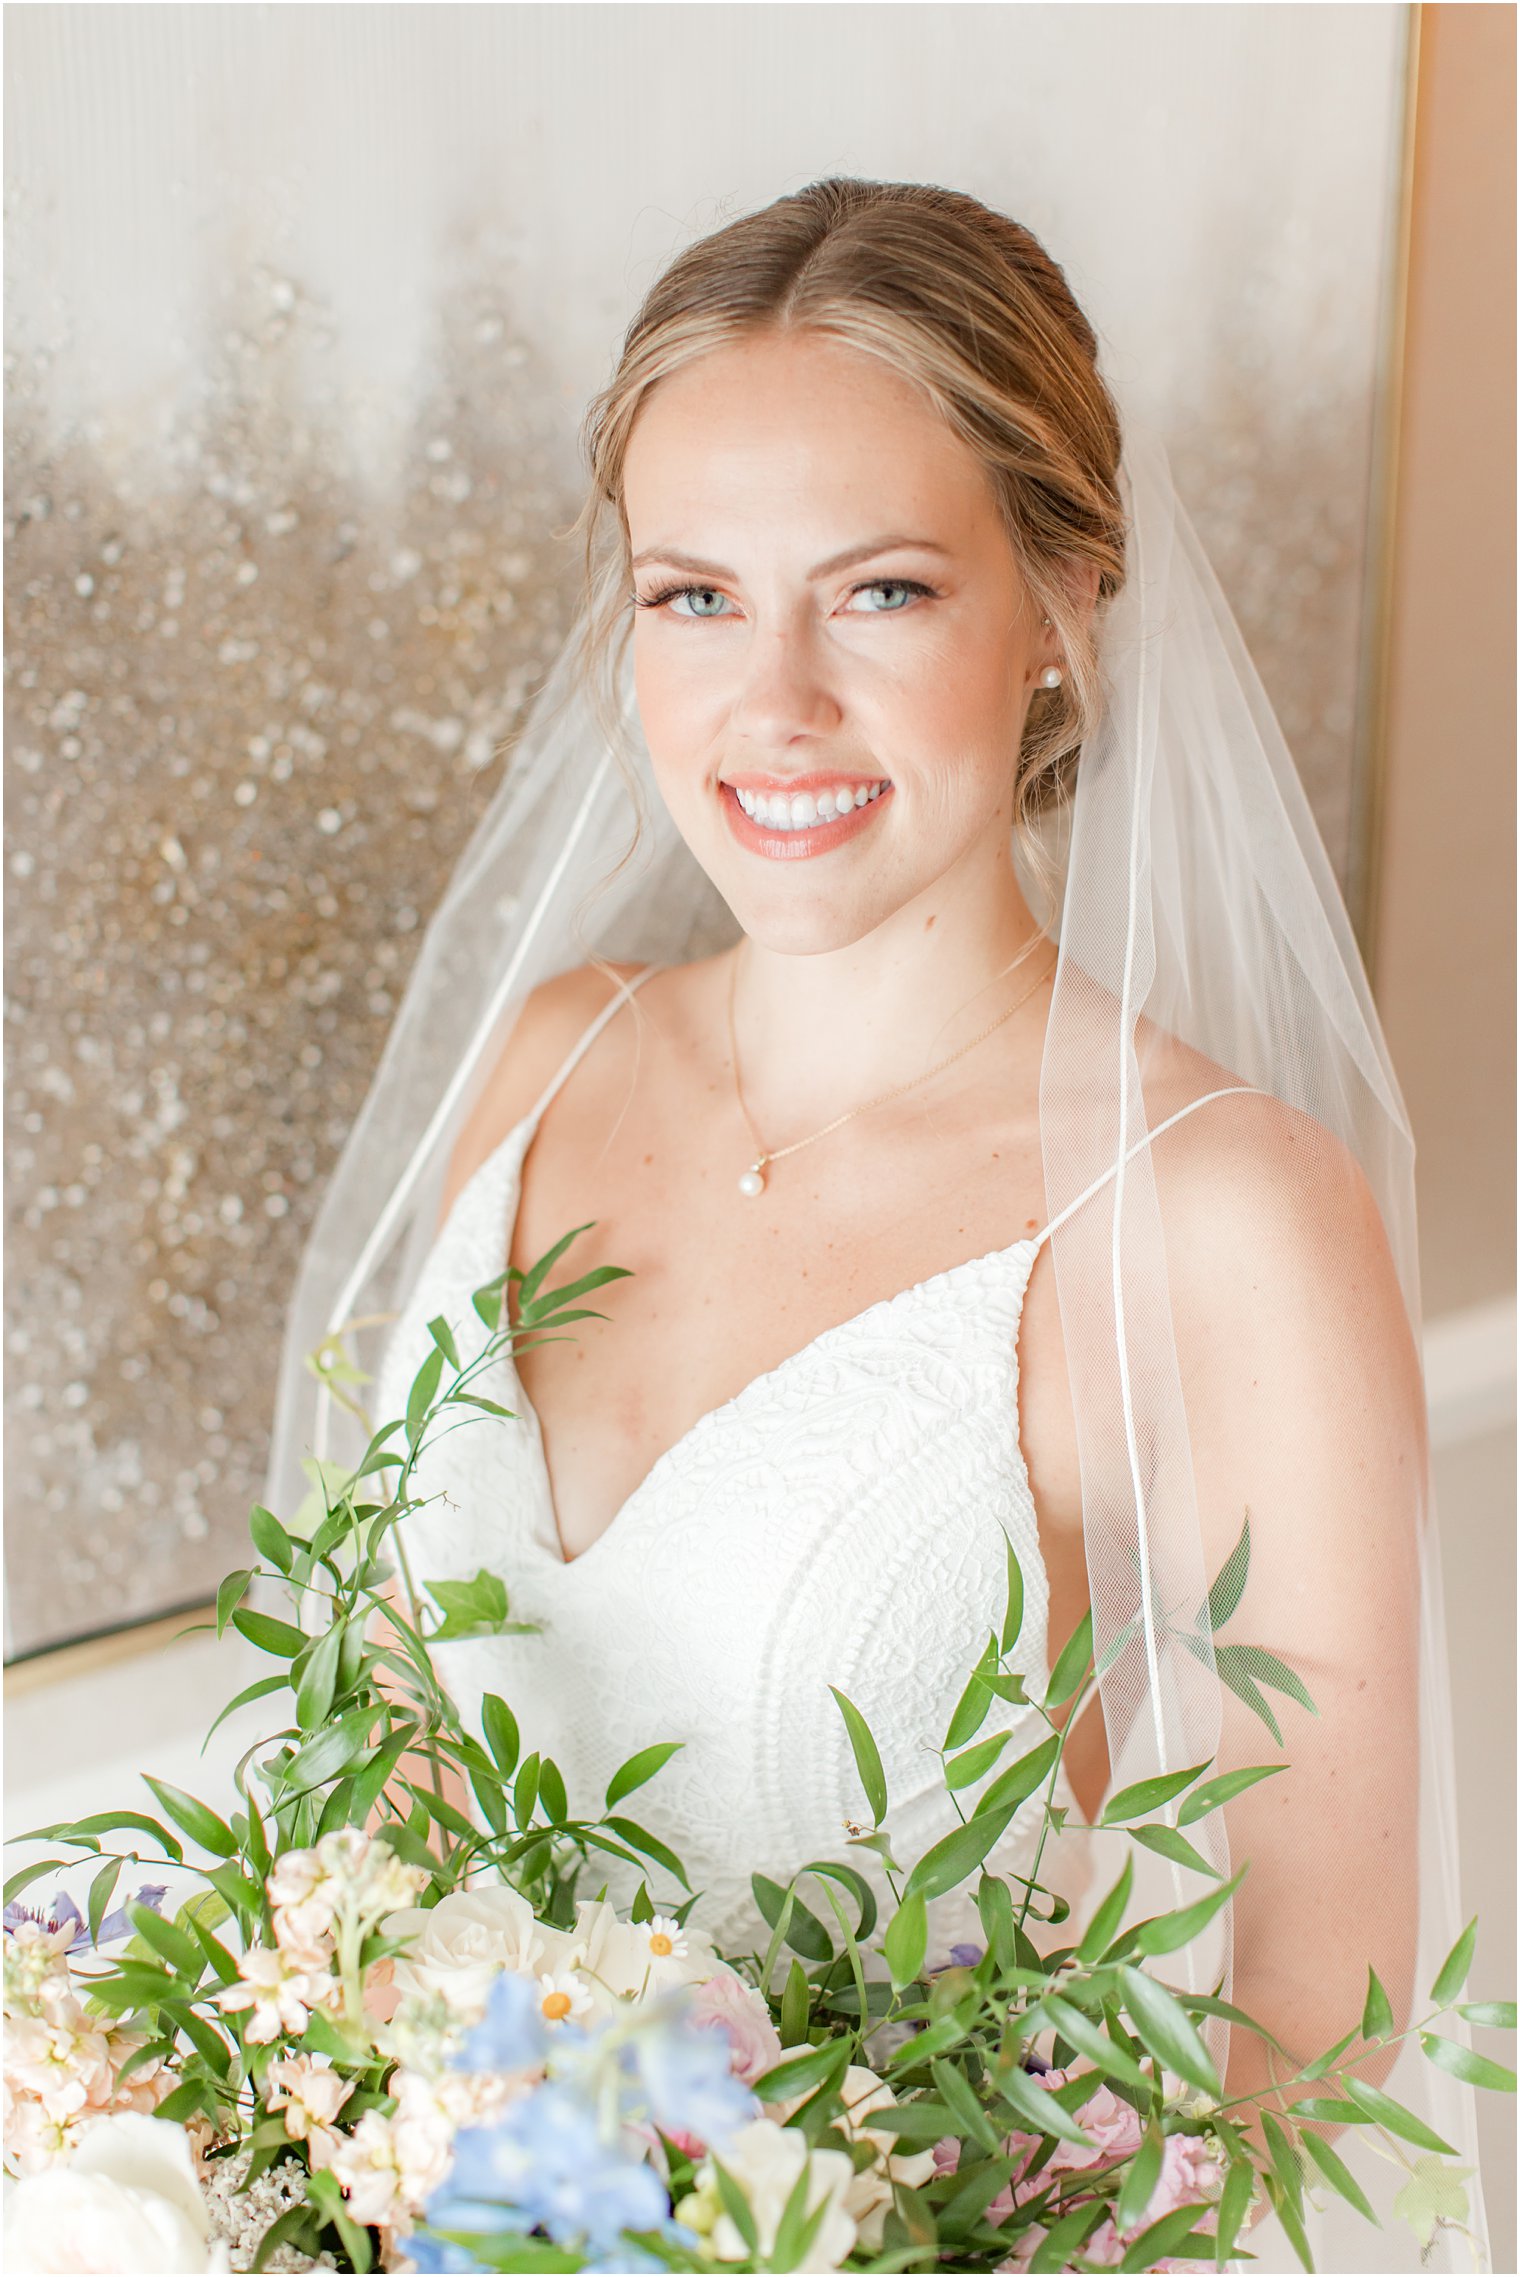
[563,175,1128,925]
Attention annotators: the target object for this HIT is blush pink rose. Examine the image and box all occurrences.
[684,1971,783,2086]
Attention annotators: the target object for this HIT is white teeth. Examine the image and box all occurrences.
[731,781,888,829]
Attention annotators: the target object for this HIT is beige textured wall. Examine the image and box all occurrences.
[1374,2,1516,1320]
[1373,12,1517,2271]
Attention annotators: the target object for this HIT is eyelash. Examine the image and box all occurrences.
[632,576,939,618]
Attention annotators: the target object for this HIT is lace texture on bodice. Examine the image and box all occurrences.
[376,1003,1091,1965]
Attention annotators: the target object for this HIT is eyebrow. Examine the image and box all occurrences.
[629,535,954,578]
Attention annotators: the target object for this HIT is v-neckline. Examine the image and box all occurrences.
[450,1111,1040,1574]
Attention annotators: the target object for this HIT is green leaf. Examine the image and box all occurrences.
[605,1741,684,1812]
[215,1568,254,1637]
[1457,2000,1517,2029]
[231,1608,308,1659]
[295,1622,344,1731]
[1177,1761,1285,1824]
[127,1901,203,1980]
[425,1568,512,1641]
[1214,2149,1258,2263]
[1301,2129,1379,2224]
[1115,2117,1165,2234]
[930,2057,1003,2156]
[83,1857,122,1945]
[1133,1865,1245,1959]
[979,1733,1062,1817]
[884,1891,928,1989]
[1392,2155,1477,2253]
[944,1633,999,1752]
[770,2155,820,2274]
[1129,1822,1223,1879]
[427,1314,461,1369]
[481,1693,520,1780]
[538,1759,569,1826]
[1361,1966,1395,2041]
[1213,1642,1316,1718]
[1420,2033,1516,2093]
[993,2059,1096,2149]
[903,1802,1017,1905]
[1213,1654,1284,1744]
[1342,2076,1457,2153]
[1120,2203,1213,2271]
[977,1872,1017,1974]
[1001,1527,1025,1653]
[1028,2202,1106,2272]
[1101,1760,1213,1826]
[1077,1853,1134,1963]
[142,1777,238,1859]
[944,1728,1013,1792]
[281,1706,377,1798]
[779,1958,811,2047]
[202,1674,291,1751]
[602,1815,691,1891]
[709,2155,760,2258]
[751,2036,850,2103]
[406,1345,445,1445]
[248,1504,294,1574]
[1116,1964,1222,2097]
[751,1872,833,1964]
[1262,2110,1303,2220]
[1266,2169,1316,2272]
[347,1724,418,1826]
[1044,1606,1094,1709]
[1040,1994,1148,2089]
[829,1685,888,1824]
[1429,1914,1478,2008]
[513,1753,540,1829]
[1202,1511,1251,1632]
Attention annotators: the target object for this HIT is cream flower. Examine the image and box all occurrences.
[326,2070,454,2231]
[569,1897,723,2005]
[215,1941,337,2044]
[1,2111,230,2272]
[265,2049,354,2164]
[383,1883,556,2016]
[687,2115,857,2271]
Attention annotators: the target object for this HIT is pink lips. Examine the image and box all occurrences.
[718,780,893,861]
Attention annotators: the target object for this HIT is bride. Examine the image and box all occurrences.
[269,180,1487,2266]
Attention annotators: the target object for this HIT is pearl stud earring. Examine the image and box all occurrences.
[1039,665,1063,689]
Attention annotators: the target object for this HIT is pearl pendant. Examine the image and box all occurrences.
[738,1163,767,1198]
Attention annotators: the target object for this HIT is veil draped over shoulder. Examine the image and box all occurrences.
[267,414,1491,2272]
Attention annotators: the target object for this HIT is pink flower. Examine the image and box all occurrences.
[1143,2131,1225,2227]
[932,2135,962,2179]
[684,1970,784,2086]
[1049,2078,1144,2171]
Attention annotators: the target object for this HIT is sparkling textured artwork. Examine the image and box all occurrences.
[3,4,1407,1654]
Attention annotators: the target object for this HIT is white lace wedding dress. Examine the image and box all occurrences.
[377,964,1239,1968]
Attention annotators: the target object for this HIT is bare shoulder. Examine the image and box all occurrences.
[438,960,649,1221]
[1138,1038,1419,1408]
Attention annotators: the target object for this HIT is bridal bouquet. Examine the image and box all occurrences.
[5,1230,1512,2275]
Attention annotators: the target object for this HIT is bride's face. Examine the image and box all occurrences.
[623,330,1053,956]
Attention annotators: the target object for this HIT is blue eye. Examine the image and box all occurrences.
[634,584,734,617]
[846,578,933,612]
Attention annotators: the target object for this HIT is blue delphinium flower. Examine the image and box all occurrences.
[451,1966,549,2078]
[397,2237,493,2276]
[621,1998,757,2149]
[429,2080,671,2255]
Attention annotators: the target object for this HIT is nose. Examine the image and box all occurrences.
[728,620,842,750]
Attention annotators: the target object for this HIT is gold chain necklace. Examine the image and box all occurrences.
[727,942,1056,1197]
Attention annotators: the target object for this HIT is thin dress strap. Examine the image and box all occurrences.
[524,962,668,1128]
[1030,1084,1273,1253]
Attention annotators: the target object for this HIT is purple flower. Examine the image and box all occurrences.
[949,1941,985,1969]
[4,1884,166,1951]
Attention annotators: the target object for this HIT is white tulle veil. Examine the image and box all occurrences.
[266,408,1490,2270]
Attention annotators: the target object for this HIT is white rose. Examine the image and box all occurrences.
[695,2114,857,2271]
[2,2112,230,2272]
[383,1884,556,2014]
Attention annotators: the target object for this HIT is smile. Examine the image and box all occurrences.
[718,777,894,860]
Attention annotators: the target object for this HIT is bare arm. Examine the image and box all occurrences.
[1170,1105,1424,2129]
